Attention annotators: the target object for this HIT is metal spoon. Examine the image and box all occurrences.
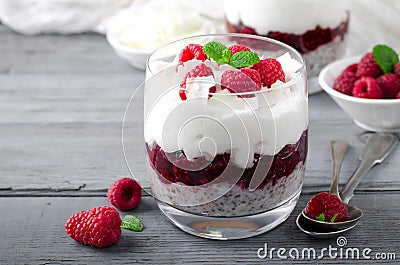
[297,133,398,238]
[299,140,357,233]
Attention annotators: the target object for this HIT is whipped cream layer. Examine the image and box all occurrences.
[144,54,308,169]
[224,0,349,35]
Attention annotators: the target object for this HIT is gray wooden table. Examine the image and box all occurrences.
[1,25,399,264]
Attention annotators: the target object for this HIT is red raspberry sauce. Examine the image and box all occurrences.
[146,130,307,190]
[225,15,349,54]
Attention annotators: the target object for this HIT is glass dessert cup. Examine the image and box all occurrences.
[224,0,349,93]
[145,34,308,240]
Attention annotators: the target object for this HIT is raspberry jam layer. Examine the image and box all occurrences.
[225,16,349,54]
[146,130,307,190]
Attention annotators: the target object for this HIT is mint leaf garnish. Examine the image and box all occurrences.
[372,44,399,74]
[229,51,260,68]
[121,215,144,232]
[202,42,231,64]
[330,213,339,223]
[202,41,260,68]
[316,213,325,222]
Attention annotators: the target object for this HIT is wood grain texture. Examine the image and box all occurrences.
[1,121,399,192]
[0,195,399,265]
[0,25,399,264]
[1,24,400,191]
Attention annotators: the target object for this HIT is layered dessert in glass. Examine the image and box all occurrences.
[225,0,349,79]
[145,34,308,239]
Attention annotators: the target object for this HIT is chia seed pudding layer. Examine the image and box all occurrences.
[303,35,347,77]
[151,163,304,217]
[146,130,307,217]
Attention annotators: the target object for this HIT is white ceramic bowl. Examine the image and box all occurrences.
[319,56,400,132]
[106,30,149,70]
[106,1,219,71]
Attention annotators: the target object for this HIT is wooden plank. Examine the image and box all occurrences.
[0,73,144,124]
[1,121,399,191]
[0,26,134,74]
[0,194,398,265]
[1,25,399,192]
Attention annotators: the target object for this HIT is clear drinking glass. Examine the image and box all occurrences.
[225,0,349,92]
[144,34,308,239]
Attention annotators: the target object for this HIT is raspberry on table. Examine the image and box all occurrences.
[305,192,349,222]
[65,206,121,248]
[178,44,207,64]
[376,73,400,99]
[352,76,383,99]
[228,45,251,55]
[333,72,358,96]
[251,58,285,88]
[397,92,400,99]
[221,69,261,97]
[108,177,142,211]
[356,52,383,78]
[179,63,215,100]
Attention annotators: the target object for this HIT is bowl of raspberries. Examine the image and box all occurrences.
[319,44,400,132]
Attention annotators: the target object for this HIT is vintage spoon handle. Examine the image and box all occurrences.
[340,133,398,204]
[329,140,349,198]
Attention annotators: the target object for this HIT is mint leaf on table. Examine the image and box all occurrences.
[316,213,325,222]
[372,44,399,74]
[229,51,260,68]
[121,215,144,232]
[330,213,339,223]
[202,42,231,64]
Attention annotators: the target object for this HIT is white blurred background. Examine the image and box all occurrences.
[0,0,398,55]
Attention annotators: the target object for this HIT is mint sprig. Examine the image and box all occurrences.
[330,213,339,223]
[121,215,144,232]
[316,213,325,222]
[315,212,340,223]
[202,42,231,64]
[372,44,399,74]
[202,42,260,68]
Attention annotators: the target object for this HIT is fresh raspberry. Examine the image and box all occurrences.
[376,73,400,99]
[180,63,215,100]
[240,68,262,87]
[305,192,349,222]
[178,44,207,64]
[397,92,400,99]
[252,58,285,88]
[343,63,358,75]
[333,72,358,96]
[395,62,400,79]
[65,206,121,248]
[356,53,383,78]
[108,177,142,210]
[221,69,261,97]
[353,77,383,99]
[228,45,251,55]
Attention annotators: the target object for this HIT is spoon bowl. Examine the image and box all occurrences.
[301,205,362,232]
[296,213,358,239]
